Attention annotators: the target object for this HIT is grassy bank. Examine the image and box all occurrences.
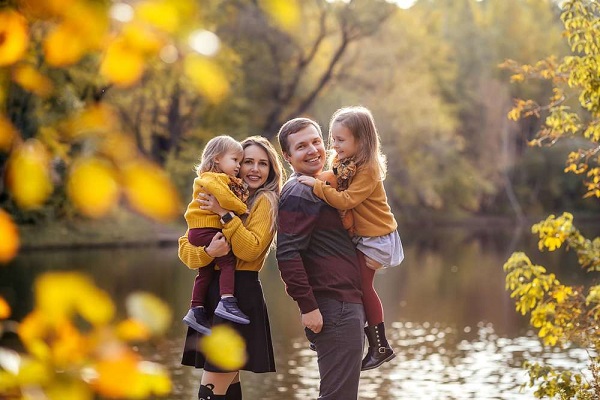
[18,209,186,250]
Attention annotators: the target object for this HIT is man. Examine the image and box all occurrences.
[276,117,365,399]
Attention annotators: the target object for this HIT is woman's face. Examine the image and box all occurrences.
[240,144,270,194]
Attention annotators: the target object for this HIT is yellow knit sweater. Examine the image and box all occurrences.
[313,165,397,237]
[184,171,248,229]
[178,194,275,272]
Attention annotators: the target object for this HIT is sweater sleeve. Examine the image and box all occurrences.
[178,233,215,270]
[222,195,274,262]
[198,173,248,215]
[313,167,378,210]
[276,191,320,314]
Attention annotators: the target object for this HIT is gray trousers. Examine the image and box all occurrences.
[305,296,365,400]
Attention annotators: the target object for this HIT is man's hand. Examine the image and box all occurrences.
[302,309,323,333]
[297,175,317,187]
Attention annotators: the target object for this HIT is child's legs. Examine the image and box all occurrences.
[191,267,213,308]
[357,250,384,326]
[215,251,237,297]
[188,228,221,307]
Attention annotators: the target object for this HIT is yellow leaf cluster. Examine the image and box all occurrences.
[260,0,301,30]
[12,64,53,97]
[184,56,230,104]
[0,297,11,319]
[67,158,120,218]
[0,116,18,152]
[1,272,173,398]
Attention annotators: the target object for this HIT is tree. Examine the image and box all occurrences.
[502,0,600,397]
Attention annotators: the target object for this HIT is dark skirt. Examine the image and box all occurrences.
[181,270,276,373]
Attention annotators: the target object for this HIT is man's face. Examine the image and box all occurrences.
[283,125,326,177]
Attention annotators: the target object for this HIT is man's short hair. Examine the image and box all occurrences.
[277,117,322,155]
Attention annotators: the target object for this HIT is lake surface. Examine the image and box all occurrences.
[1,224,595,399]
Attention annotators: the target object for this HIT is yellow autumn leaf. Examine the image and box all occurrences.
[100,39,145,87]
[94,350,142,398]
[0,209,19,264]
[67,158,120,218]
[0,297,10,319]
[121,22,164,54]
[64,104,116,138]
[135,1,179,33]
[260,0,300,30]
[12,64,54,97]
[19,0,77,18]
[0,10,29,66]
[135,361,172,397]
[184,56,229,103]
[122,160,180,222]
[116,318,151,342]
[0,115,18,152]
[125,292,172,336]
[200,325,247,370]
[44,23,87,67]
[50,321,87,367]
[45,379,93,400]
[5,139,53,209]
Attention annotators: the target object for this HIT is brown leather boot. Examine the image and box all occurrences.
[361,322,395,371]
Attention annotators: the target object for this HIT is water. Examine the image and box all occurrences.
[0,225,594,399]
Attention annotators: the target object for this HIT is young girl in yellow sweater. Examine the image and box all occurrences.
[298,106,403,371]
[182,135,251,335]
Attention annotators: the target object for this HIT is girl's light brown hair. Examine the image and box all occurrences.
[329,106,387,179]
[196,135,243,175]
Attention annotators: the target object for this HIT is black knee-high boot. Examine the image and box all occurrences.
[199,384,226,400]
[361,322,395,371]
[225,382,242,399]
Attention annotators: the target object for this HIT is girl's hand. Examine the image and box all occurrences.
[297,176,317,187]
[198,192,228,216]
[205,232,230,258]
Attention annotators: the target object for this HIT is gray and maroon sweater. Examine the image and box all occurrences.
[276,173,363,314]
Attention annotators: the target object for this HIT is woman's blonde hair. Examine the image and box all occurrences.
[241,136,286,234]
[329,106,387,180]
[196,135,243,175]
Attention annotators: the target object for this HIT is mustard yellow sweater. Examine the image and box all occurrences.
[178,194,275,272]
[184,171,248,229]
[313,165,397,237]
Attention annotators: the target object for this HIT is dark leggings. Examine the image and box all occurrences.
[358,251,384,326]
[188,227,236,307]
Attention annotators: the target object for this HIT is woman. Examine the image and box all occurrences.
[178,136,285,400]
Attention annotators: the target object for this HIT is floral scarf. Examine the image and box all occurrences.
[332,156,358,191]
[229,176,250,203]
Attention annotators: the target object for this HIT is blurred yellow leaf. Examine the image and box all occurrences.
[0,209,19,264]
[44,23,87,67]
[0,115,18,152]
[67,158,120,218]
[5,139,53,209]
[64,104,117,138]
[122,160,180,221]
[18,311,52,359]
[260,0,300,30]
[99,132,138,163]
[0,10,29,66]
[12,64,54,97]
[50,320,87,367]
[122,22,164,54]
[125,292,172,336]
[35,272,114,326]
[200,325,246,370]
[116,318,151,342]
[45,379,93,400]
[94,350,142,398]
[136,1,179,33]
[184,56,229,103]
[19,0,77,18]
[0,297,10,319]
[100,39,145,87]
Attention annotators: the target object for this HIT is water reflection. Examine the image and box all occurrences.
[1,226,594,399]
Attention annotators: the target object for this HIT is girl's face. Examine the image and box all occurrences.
[240,144,270,194]
[330,122,358,161]
[215,149,242,177]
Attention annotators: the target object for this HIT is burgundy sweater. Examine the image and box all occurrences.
[276,174,363,314]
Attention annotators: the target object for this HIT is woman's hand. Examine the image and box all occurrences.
[205,232,230,258]
[198,192,228,216]
[297,175,317,187]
